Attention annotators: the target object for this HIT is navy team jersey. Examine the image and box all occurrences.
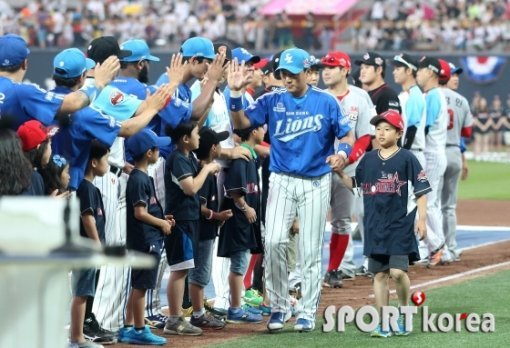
[126,168,165,250]
[22,170,45,196]
[197,170,219,241]
[218,156,261,257]
[245,86,351,178]
[77,179,106,243]
[164,150,200,221]
[355,148,431,262]
[51,86,121,190]
[0,77,63,128]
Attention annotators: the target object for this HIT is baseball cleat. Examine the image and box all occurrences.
[294,318,315,332]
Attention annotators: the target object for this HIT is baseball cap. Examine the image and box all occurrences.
[17,120,57,151]
[232,47,261,65]
[449,62,463,75]
[53,48,96,78]
[392,53,418,71]
[438,59,451,84]
[275,48,311,75]
[418,56,441,75]
[126,128,171,159]
[355,51,385,68]
[180,37,215,60]
[370,110,404,130]
[87,36,131,64]
[195,127,229,159]
[308,55,323,70]
[0,34,30,67]
[253,58,270,72]
[321,51,351,69]
[120,39,160,62]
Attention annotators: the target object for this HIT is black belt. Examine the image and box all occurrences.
[446,144,460,148]
[110,166,122,177]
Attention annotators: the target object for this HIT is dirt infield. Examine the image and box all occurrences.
[114,199,509,347]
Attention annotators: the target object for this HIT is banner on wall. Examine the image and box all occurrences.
[460,56,506,84]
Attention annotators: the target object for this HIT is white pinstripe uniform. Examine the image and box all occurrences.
[440,88,473,259]
[423,87,448,254]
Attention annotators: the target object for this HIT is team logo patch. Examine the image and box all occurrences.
[362,172,407,196]
[417,170,428,183]
[110,90,124,105]
[284,53,293,64]
[312,180,320,188]
[273,102,286,113]
[344,106,359,121]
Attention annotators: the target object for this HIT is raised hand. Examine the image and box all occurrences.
[227,58,245,92]
[206,51,227,83]
[94,55,120,88]
[166,53,187,86]
[145,84,173,112]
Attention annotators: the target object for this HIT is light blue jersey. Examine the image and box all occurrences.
[245,86,351,177]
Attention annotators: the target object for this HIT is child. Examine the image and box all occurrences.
[16,120,55,196]
[40,154,70,195]
[119,128,174,345]
[336,110,430,337]
[218,125,265,324]
[71,141,111,348]
[163,122,221,336]
[188,127,233,329]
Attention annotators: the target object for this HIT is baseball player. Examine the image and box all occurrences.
[320,51,375,288]
[0,34,119,129]
[227,48,354,332]
[391,53,427,168]
[439,62,473,262]
[416,56,449,266]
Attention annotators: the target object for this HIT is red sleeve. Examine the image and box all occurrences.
[461,126,472,138]
[348,134,372,164]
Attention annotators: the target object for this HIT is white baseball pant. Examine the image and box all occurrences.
[424,151,447,253]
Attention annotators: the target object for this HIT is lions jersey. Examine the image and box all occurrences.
[442,88,473,146]
[424,87,448,152]
[245,86,351,177]
[0,76,63,128]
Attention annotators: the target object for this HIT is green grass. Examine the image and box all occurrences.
[211,270,510,347]
[458,160,510,200]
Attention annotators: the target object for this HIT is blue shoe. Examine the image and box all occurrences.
[294,318,315,332]
[267,311,291,332]
[393,315,410,336]
[117,327,133,343]
[122,325,167,345]
[259,303,271,316]
[242,303,263,315]
[371,324,392,338]
[226,307,263,324]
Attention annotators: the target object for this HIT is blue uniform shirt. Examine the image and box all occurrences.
[51,86,121,190]
[425,87,443,127]
[244,86,351,177]
[355,148,431,261]
[406,85,425,128]
[0,76,63,128]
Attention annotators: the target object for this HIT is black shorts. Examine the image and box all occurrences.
[368,254,409,273]
[131,239,163,290]
[164,220,198,271]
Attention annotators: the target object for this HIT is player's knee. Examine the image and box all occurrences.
[374,271,389,282]
[389,268,406,281]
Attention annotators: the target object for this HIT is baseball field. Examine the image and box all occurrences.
[115,159,510,348]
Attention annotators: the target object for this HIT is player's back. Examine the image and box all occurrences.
[442,88,473,146]
[424,87,447,152]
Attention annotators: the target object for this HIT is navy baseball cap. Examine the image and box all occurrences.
[355,51,385,68]
[87,36,131,64]
[392,53,418,71]
[180,37,215,60]
[0,34,30,67]
[370,110,404,130]
[53,48,96,78]
[120,39,160,62]
[418,56,441,75]
[275,48,311,74]
[126,128,171,158]
[195,127,229,159]
[232,47,260,65]
[449,62,463,75]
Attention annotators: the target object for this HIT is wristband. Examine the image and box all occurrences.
[230,96,243,112]
[337,143,353,158]
[79,84,100,102]
[206,209,214,220]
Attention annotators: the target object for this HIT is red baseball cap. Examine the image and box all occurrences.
[321,51,351,69]
[370,110,404,130]
[17,120,56,151]
[438,58,451,84]
[253,58,269,70]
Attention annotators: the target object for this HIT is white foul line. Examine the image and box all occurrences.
[369,260,510,298]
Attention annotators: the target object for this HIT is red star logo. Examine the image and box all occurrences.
[377,172,407,196]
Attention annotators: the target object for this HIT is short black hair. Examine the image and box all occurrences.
[120,61,139,69]
[0,64,23,73]
[53,74,82,88]
[165,121,197,143]
[89,140,109,162]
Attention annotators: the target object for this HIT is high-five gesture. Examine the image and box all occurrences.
[227,58,245,92]
[166,53,187,87]
[94,55,120,89]
[206,51,227,83]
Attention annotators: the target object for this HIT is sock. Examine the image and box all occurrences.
[327,234,350,272]
[192,308,206,318]
[135,326,145,332]
[84,296,94,321]
[124,325,133,328]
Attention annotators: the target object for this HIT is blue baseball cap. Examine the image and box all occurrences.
[232,47,260,65]
[53,48,96,78]
[126,128,171,159]
[275,48,311,74]
[180,37,215,60]
[120,39,160,62]
[0,34,30,67]
[448,62,463,75]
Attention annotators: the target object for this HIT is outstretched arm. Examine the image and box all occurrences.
[227,58,252,129]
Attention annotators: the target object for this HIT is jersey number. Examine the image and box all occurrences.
[447,108,454,130]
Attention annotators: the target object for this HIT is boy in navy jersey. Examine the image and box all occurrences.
[71,142,111,348]
[337,110,430,338]
[120,129,174,345]
[218,125,265,324]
